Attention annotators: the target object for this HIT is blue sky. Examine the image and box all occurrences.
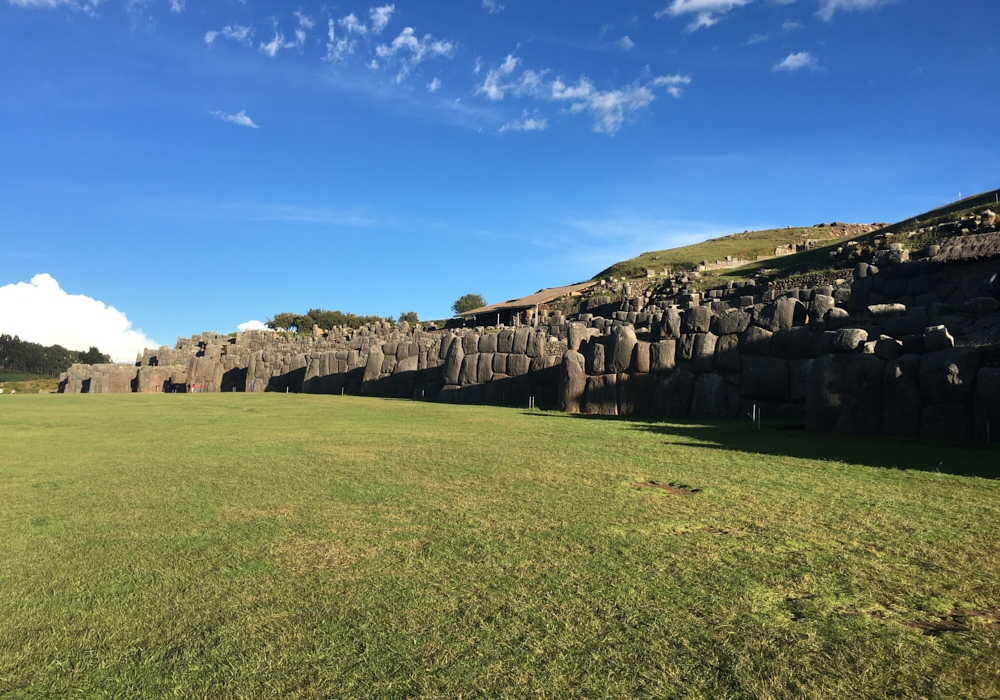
[1,0,998,358]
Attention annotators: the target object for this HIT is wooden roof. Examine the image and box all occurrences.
[461,281,598,317]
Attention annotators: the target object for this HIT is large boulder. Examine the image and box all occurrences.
[690,373,736,419]
[677,335,696,362]
[882,355,923,439]
[459,354,479,385]
[808,295,836,329]
[583,374,618,416]
[691,333,717,373]
[771,326,820,361]
[650,366,696,417]
[739,326,773,355]
[497,329,515,354]
[919,346,980,405]
[443,338,464,385]
[714,334,741,372]
[633,341,651,373]
[607,325,638,373]
[974,367,1000,443]
[662,309,682,339]
[650,340,676,373]
[818,328,868,354]
[741,356,790,403]
[618,373,657,416]
[586,341,606,375]
[558,351,587,413]
[805,353,885,435]
[507,353,531,377]
[478,333,498,354]
[682,306,712,334]
[710,308,751,336]
[921,402,973,443]
[476,353,494,383]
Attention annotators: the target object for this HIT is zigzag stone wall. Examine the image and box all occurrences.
[59,244,1000,444]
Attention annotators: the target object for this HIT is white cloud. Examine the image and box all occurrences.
[369,4,395,34]
[746,33,768,44]
[8,0,100,12]
[782,19,803,30]
[170,0,183,12]
[375,27,455,82]
[654,0,754,32]
[482,0,504,13]
[499,110,548,134]
[238,320,269,332]
[0,274,157,364]
[211,109,260,128]
[324,19,357,62]
[818,0,892,21]
[205,24,253,46]
[294,11,315,29]
[259,30,301,58]
[339,13,368,35]
[477,55,690,134]
[616,36,635,50]
[773,51,819,71]
[427,77,441,91]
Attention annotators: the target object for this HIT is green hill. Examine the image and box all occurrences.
[595,187,1000,283]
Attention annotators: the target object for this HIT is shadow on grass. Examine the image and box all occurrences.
[523,412,1000,480]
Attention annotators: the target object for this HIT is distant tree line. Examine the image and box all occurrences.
[267,309,402,334]
[0,334,111,376]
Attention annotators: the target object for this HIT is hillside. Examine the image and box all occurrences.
[595,187,1000,284]
[594,223,882,280]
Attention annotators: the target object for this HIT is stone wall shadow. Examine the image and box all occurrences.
[524,413,1000,480]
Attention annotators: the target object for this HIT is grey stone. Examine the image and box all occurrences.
[808,295,836,329]
[567,323,587,352]
[882,355,923,439]
[583,374,618,415]
[479,333,498,354]
[443,340,464,386]
[805,353,885,435]
[974,367,1000,443]
[919,346,980,404]
[513,328,530,354]
[677,334,696,362]
[691,373,735,419]
[497,329,515,353]
[771,326,820,361]
[682,306,712,334]
[819,328,867,354]
[507,353,531,377]
[559,350,587,413]
[824,308,852,330]
[493,353,509,374]
[607,325,638,373]
[463,334,480,355]
[874,337,904,361]
[710,308,751,336]
[789,359,814,403]
[714,334,741,372]
[692,333,718,373]
[633,342,651,374]
[741,356,790,403]
[739,326,773,355]
[650,340,676,373]
[921,402,973,443]
[662,309,682,339]
[586,341,606,375]
[650,366,695,417]
[526,332,545,358]
[477,353,494,383]
[966,297,1000,316]
[923,325,954,352]
[459,354,479,385]
[617,372,657,416]
[868,303,907,318]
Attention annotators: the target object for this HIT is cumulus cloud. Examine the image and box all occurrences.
[477,55,691,134]
[482,0,504,13]
[655,0,754,31]
[499,110,548,134]
[294,11,314,28]
[205,24,254,46]
[324,19,357,62]
[369,4,395,34]
[170,0,183,11]
[773,51,819,71]
[0,274,157,364]
[211,109,259,128]
[339,13,368,35]
[375,27,455,82]
[782,19,803,30]
[616,36,635,50]
[237,320,268,332]
[746,33,768,44]
[818,0,893,21]
[427,77,441,91]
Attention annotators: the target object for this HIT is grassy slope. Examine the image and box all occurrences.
[0,372,59,394]
[596,188,1000,283]
[1,395,999,699]
[595,227,838,280]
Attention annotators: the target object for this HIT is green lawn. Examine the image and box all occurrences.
[1,395,999,699]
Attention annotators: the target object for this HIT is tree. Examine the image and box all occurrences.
[78,347,111,365]
[398,311,419,325]
[452,294,486,316]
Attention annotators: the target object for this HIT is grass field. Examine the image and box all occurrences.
[0,372,59,394]
[2,395,999,698]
